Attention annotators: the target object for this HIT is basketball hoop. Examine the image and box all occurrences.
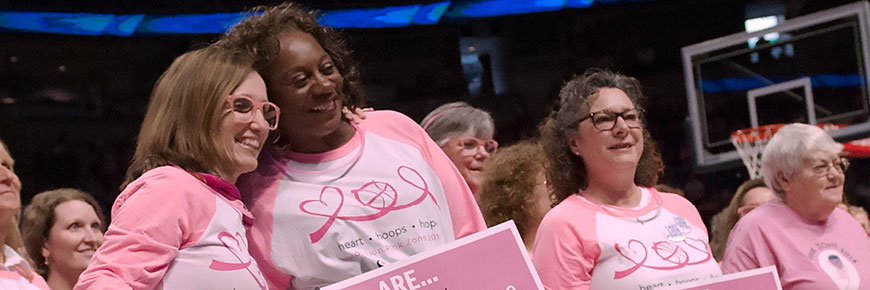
[730,124,785,179]
[732,123,870,179]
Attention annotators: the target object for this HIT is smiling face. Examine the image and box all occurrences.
[267,30,351,152]
[219,72,270,182]
[0,142,21,220]
[42,200,104,278]
[440,132,496,195]
[568,87,644,173]
[780,150,845,217]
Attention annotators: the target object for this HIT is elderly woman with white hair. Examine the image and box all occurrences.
[721,123,870,290]
[421,101,496,199]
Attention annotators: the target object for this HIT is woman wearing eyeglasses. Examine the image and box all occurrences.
[216,3,485,289]
[421,101,497,200]
[74,47,276,289]
[533,69,721,289]
[721,123,870,290]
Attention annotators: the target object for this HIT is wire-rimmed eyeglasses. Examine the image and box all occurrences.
[808,157,849,176]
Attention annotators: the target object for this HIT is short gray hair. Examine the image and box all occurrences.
[761,123,844,194]
[420,101,494,144]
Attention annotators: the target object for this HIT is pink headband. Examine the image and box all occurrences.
[422,108,453,130]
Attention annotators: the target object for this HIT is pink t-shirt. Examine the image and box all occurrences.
[533,188,721,290]
[75,166,267,290]
[238,110,486,290]
[721,200,870,290]
[0,245,48,290]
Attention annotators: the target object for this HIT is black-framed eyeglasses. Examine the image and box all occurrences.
[577,108,644,131]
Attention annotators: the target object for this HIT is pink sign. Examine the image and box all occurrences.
[678,266,782,290]
[322,221,543,290]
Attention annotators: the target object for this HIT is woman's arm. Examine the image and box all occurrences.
[75,168,212,290]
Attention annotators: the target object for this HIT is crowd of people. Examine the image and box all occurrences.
[0,1,868,290]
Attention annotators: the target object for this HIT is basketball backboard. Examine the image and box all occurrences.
[683,1,870,171]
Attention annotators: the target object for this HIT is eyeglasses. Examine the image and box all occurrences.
[439,137,498,156]
[808,157,849,176]
[226,95,280,130]
[577,108,644,131]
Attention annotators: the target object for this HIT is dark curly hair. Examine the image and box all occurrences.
[539,68,663,204]
[215,2,365,110]
[478,141,549,242]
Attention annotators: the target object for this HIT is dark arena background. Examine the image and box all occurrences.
[1,0,867,230]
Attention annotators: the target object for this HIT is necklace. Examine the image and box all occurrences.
[579,187,663,225]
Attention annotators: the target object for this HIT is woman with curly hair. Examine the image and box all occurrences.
[532,69,721,289]
[478,141,549,255]
[709,178,775,261]
[216,3,485,289]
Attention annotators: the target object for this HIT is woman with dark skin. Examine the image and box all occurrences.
[217,3,485,289]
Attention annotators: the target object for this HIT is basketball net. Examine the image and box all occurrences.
[730,124,782,179]
[731,123,870,179]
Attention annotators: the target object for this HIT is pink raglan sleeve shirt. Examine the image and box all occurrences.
[363,110,486,239]
[532,197,600,290]
[75,168,212,290]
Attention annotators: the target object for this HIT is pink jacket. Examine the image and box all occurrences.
[75,166,267,290]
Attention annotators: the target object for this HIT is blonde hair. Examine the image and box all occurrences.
[478,141,547,240]
[123,47,255,187]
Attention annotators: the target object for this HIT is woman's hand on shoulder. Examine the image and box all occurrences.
[342,106,374,124]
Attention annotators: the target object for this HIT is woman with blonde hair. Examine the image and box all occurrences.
[478,141,550,255]
[74,46,278,289]
[21,188,106,290]
[0,139,49,289]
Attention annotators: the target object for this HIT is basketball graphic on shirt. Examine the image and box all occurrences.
[353,181,397,209]
[652,241,690,264]
[818,249,860,290]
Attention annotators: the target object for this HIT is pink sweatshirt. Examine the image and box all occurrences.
[238,110,486,290]
[533,188,721,290]
[721,200,870,290]
[0,245,48,290]
[75,166,267,290]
